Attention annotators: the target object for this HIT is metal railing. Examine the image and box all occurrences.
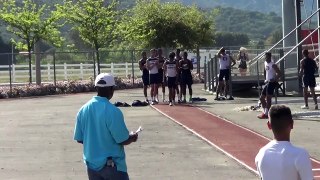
[249,8,320,67]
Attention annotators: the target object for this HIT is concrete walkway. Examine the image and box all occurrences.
[0,84,319,180]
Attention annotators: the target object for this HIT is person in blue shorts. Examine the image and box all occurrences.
[74,73,138,180]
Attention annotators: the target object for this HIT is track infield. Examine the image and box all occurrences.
[152,103,320,179]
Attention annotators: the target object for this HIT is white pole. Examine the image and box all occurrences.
[111,62,114,74]
[12,64,16,82]
[80,63,83,80]
[64,63,67,80]
[47,63,51,81]
[125,62,128,77]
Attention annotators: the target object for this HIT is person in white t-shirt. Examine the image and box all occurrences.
[257,52,282,119]
[147,49,159,105]
[214,47,236,100]
[255,105,313,180]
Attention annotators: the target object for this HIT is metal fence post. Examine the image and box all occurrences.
[8,54,12,94]
[279,49,285,95]
[131,50,135,85]
[204,56,207,90]
[214,55,218,92]
[208,58,212,92]
[210,56,214,92]
[93,52,96,78]
[228,66,234,100]
[53,52,56,86]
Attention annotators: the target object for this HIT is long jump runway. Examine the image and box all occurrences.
[152,104,320,179]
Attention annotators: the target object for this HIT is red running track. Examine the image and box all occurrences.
[152,104,320,179]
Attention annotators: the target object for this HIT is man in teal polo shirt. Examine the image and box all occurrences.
[74,73,138,180]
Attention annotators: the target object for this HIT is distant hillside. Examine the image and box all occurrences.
[170,0,282,15]
[0,0,283,45]
[215,7,282,40]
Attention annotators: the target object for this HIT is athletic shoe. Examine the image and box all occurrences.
[169,102,173,106]
[155,99,159,104]
[182,99,187,103]
[257,113,268,119]
[189,97,193,102]
[178,99,182,103]
[315,104,318,110]
[301,105,309,109]
[151,101,155,105]
[214,97,220,101]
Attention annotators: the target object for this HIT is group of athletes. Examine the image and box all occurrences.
[215,47,318,120]
[139,48,194,106]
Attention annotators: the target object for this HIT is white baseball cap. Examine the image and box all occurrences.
[94,73,116,87]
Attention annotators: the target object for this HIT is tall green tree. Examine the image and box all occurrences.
[60,0,119,75]
[0,0,64,84]
[120,0,215,50]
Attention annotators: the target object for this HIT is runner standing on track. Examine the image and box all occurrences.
[299,49,318,110]
[257,52,282,119]
[164,52,179,106]
[214,47,236,101]
[157,48,166,102]
[139,51,149,102]
[175,48,182,103]
[147,49,159,105]
[255,105,313,180]
[179,51,193,103]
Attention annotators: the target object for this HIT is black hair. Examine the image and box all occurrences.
[96,86,113,98]
[183,51,188,56]
[265,52,272,57]
[303,49,309,56]
[269,105,293,133]
[169,52,175,59]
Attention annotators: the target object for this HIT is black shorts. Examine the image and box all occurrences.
[149,73,158,84]
[157,69,164,84]
[303,76,316,88]
[219,69,230,81]
[180,73,193,86]
[142,74,149,86]
[167,77,176,88]
[261,82,278,96]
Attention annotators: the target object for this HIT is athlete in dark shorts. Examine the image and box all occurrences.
[257,52,282,119]
[147,49,159,105]
[299,49,318,110]
[179,51,193,103]
[164,52,178,106]
[157,48,166,102]
[215,48,236,100]
[139,51,149,102]
[175,48,182,102]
